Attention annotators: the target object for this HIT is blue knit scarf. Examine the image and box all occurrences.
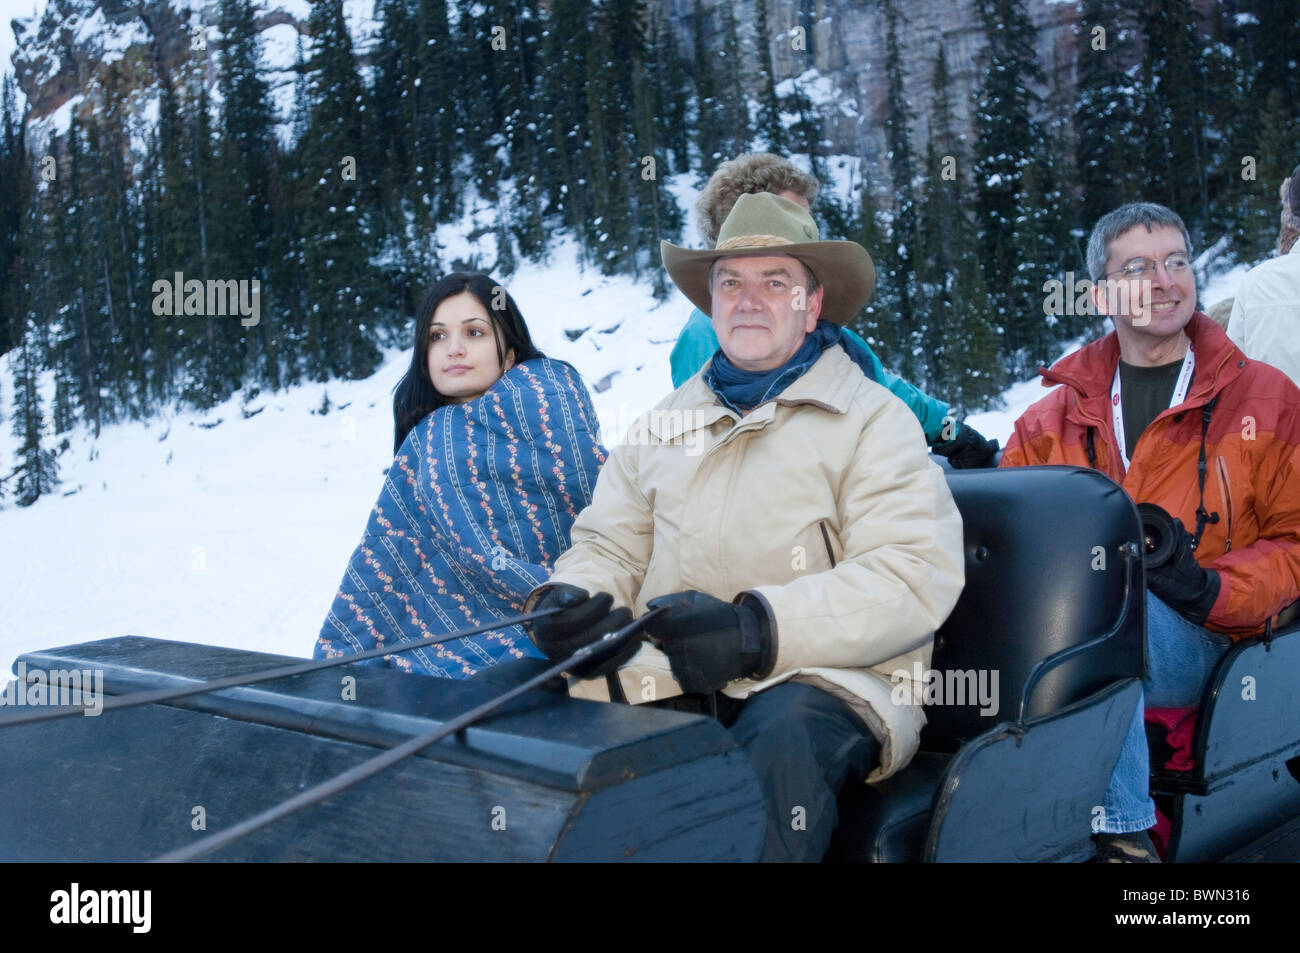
[704,320,877,413]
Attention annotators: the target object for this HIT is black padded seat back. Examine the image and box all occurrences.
[922,466,1145,751]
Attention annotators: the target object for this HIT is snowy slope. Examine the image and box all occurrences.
[0,234,685,675]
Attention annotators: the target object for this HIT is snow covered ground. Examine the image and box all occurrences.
[0,236,684,675]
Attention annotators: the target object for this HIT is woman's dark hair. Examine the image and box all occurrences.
[392,273,544,452]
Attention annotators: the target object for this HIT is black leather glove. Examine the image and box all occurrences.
[527,584,639,678]
[933,422,999,469]
[1145,518,1221,626]
[643,590,773,694]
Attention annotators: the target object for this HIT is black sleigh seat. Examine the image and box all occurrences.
[827,465,1147,862]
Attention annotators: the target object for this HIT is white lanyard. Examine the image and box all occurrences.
[1110,346,1195,472]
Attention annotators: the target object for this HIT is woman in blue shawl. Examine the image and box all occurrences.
[315,273,607,678]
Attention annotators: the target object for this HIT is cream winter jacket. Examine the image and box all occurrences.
[530,345,965,780]
[1227,241,1300,388]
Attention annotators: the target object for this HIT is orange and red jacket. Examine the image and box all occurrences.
[1001,313,1300,639]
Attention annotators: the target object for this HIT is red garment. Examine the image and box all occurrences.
[1151,803,1172,859]
[1146,707,1198,862]
[1146,706,1199,772]
[1001,314,1300,638]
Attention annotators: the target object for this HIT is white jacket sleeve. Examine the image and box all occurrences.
[747,394,965,674]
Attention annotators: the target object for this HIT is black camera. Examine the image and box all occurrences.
[1136,502,1179,570]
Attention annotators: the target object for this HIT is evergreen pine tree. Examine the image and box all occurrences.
[51,363,76,438]
[1044,33,1082,256]
[273,34,313,386]
[186,71,230,407]
[372,0,417,226]
[690,0,727,171]
[0,73,26,359]
[150,50,210,408]
[582,5,618,273]
[216,0,280,392]
[605,0,657,275]
[538,0,593,255]
[715,0,750,160]
[876,0,921,385]
[79,111,130,422]
[633,1,684,294]
[753,0,787,154]
[1208,0,1299,266]
[1239,90,1299,264]
[917,44,1004,410]
[652,9,691,176]
[851,174,900,367]
[473,0,545,264]
[138,129,170,407]
[416,0,458,225]
[456,4,505,205]
[96,76,151,417]
[1074,0,1143,215]
[217,0,274,269]
[510,0,547,261]
[1237,0,1300,123]
[971,0,1058,377]
[1136,0,1213,232]
[59,119,105,436]
[8,329,59,506]
[941,257,1004,415]
[296,0,382,382]
[1198,5,1249,256]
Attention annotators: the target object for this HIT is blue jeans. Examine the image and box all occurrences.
[1097,592,1233,834]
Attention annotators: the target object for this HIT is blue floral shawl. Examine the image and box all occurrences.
[315,358,607,677]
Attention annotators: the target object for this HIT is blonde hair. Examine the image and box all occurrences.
[694,154,820,245]
[1204,298,1234,330]
[1278,166,1300,256]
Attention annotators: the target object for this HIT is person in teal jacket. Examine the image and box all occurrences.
[671,153,998,468]
[672,306,954,443]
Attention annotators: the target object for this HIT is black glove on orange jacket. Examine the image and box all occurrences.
[933,422,1000,469]
[1146,518,1222,626]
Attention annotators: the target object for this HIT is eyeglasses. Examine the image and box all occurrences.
[1103,253,1192,280]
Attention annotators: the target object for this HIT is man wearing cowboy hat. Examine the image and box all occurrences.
[525,192,965,861]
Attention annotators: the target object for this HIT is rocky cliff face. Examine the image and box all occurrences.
[8,0,310,125]
[5,0,1215,165]
[675,0,1089,174]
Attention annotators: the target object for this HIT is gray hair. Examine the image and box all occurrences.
[1281,166,1300,256]
[1086,202,1194,281]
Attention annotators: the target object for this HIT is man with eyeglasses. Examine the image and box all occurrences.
[1000,202,1300,862]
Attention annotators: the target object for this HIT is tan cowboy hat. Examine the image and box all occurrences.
[661,192,876,327]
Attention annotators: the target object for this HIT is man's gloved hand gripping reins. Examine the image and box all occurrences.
[529,585,777,693]
[643,590,774,694]
[527,584,638,678]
